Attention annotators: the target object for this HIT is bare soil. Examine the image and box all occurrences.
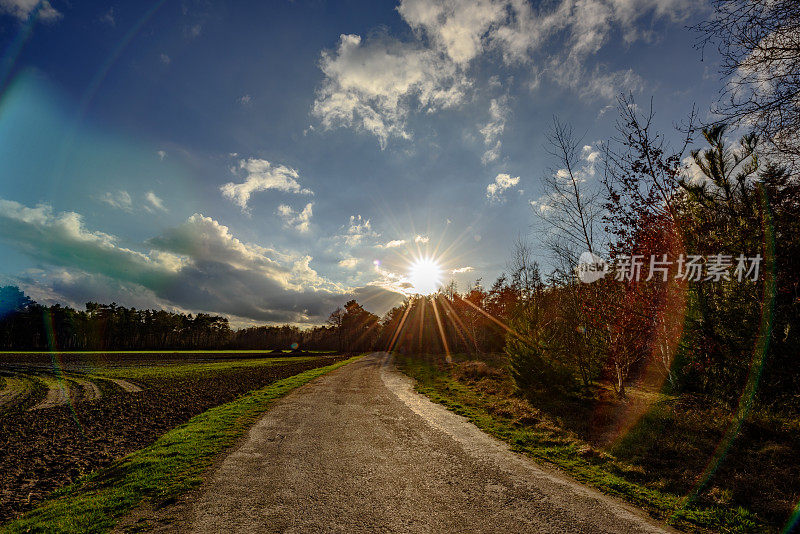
[0,355,345,523]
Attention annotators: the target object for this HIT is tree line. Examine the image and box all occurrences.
[0,287,384,353]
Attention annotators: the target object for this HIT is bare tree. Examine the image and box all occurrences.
[532,119,606,386]
[696,0,800,168]
[508,236,542,300]
[534,117,605,278]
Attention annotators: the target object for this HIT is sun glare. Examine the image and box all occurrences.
[408,257,443,295]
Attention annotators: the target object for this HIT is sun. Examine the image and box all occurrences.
[408,257,443,295]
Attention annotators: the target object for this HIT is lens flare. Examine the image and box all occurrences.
[408,257,443,295]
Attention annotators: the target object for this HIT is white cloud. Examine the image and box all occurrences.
[277,202,313,233]
[343,214,379,246]
[157,150,167,160]
[0,199,174,288]
[159,53,171,65]
[414,234,430,243]
[368,262,415,295]
[220,158,313,212]
[311,0,698,150]
[530,194,559,215]
[550,59,644,100]
[491,0,695,63]
[486,173,520,202]
[397,0,507,65]
[312,33,469,149]
[558,143,600,186]
[145,191,167,212]
[338,257,360,269]
[451,266,474,273]
[99,191,133,212]
[0,0,61,22]
[98,190,167,214]
[480,96,509,164]
[380,239,407,248]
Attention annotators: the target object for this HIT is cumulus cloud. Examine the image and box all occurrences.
[0,198,403,323]
[311,0,697,148]
[368,262,415,295]
[277,202,313,233]
[414,234,430,243]
[0,0,61,22]
[220,158,313,212]
[451,266,474,274]
[486,173,520,202]
[0,199,176,288]
[312,33,469,149]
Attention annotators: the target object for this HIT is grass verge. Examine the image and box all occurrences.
[0,355,362,534]
[395,354,769,533]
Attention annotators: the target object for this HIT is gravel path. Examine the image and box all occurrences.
[191,353,674,533]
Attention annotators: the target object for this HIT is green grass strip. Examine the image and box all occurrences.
[396,357,768,533]
[1,355,362,534]
[90,356,321,380]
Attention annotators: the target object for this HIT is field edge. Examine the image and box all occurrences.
[0,354,363,534]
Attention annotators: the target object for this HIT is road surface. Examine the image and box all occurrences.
[191,353,673,533]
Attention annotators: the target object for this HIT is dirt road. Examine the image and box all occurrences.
[191,353,673,533]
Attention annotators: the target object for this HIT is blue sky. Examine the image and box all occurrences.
[0,0,723,326]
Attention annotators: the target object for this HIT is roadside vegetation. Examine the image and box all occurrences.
[396,353,796,533]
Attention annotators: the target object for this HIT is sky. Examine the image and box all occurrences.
[0,0,725,327]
